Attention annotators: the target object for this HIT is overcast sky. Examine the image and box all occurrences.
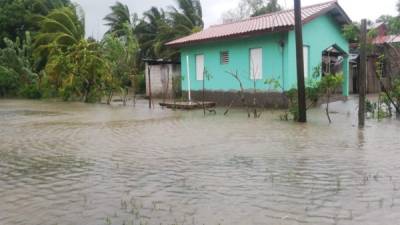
[73,0,399,39]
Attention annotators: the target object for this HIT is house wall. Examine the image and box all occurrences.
[286,14,350,96]
[145,63,181,98]
[180,32,287,92]
[179,14,349,97]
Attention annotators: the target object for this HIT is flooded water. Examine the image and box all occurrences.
[0,98,400,225]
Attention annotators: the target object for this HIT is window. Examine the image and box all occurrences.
[220,51,229,64]
[303,46,309,78]
[250,48,262,80]
[196,54,204,80]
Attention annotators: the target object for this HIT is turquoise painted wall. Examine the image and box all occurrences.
[287,14,350,95]
[180,33,287,92]
[179,14,350,95]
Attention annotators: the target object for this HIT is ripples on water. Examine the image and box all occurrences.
[0,99,400,225]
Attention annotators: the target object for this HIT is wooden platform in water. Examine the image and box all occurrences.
[159,101,216,110]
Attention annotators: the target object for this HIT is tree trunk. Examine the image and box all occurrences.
[326,91,332,124]
[83,83,91,103]
[107,89,113,105]
[132,75,136,107]
[123,88,128,106]
[226,70,251,117]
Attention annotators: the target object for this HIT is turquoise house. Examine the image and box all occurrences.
[166,1,351,106]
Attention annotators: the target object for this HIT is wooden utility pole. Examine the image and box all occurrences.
[358,19,367,128]
[294,0,307,122]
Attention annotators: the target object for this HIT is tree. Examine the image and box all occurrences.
[222,0,282,23]
[134,7,167,60]
[0,0,71,47]
[104,2,138,37]
[319,74,344,123]
[102,27,139,105]
[0,0,29,47]
[34,6,85,54]
[342,22,360,42]
[45,39,109,102]
[252,0,282,17]
[376,15,400,34]
[169,0,203,31]
[103,0,204,61]
[0,32,38,97]
[134,0,204,60]
[31,0,72,15]
[33,6,85,72]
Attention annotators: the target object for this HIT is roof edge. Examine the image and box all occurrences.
[166,0,351,47]
[166,26,293,48]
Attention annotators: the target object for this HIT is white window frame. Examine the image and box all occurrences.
[303,45,310,78]
[196,54,204,81]
[250,48,263,80]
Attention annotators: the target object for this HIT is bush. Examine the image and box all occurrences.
[135,73,146,94]
[0,66,18,96]
[18,84,42,99]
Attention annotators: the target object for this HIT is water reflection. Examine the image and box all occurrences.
[0,98,399,225]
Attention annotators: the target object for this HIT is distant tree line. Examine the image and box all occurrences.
[222,0,282,23]
[0,0,203,102]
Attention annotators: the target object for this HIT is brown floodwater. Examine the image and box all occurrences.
[0,98,399,225]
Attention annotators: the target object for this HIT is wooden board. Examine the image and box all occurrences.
[159,101,216,110]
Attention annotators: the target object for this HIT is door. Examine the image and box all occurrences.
[250,48,262,80]
[196,54,204,80]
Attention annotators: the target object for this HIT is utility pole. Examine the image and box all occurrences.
[358,19,367,128]
[294,0,307,122]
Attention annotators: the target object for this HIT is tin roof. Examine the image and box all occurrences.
[373,35,400,45]
[166,0,351,47]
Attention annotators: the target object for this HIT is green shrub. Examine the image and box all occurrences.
[0,66,18,96]
[135,73,146,94]
[18,84,42,99]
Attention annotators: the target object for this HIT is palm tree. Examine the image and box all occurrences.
[135,7,168,59]
[135,0,204,60]
[161,0,204,59]
[102,0,204,60]
[31,0,72,16]
[33,6,84,68]
[34,6,84,50]
[169,0,203,34]
[104,2,138,37]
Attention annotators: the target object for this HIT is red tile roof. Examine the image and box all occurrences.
[166,0,350,47]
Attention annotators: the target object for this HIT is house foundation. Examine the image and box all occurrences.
[183,90,289,108]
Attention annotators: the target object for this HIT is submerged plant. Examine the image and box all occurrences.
[202,67,215,116]
[265,68,343,123]
[319,73,344,123]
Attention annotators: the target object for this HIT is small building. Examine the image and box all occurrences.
[166,1,351,107]
[144,59,181,98]
[349,23,400,94]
